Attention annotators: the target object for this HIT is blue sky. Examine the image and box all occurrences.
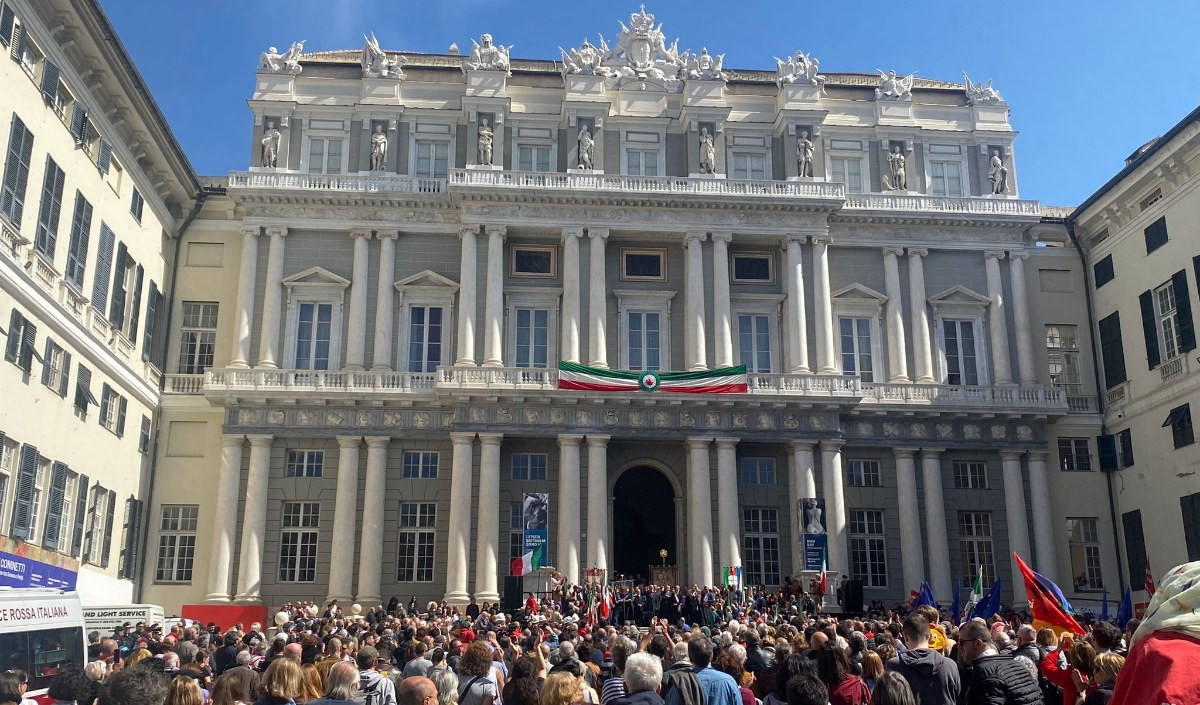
[102,0,1199,206]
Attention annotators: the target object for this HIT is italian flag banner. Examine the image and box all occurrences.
[557,361,748,394]
[511,544,545,577]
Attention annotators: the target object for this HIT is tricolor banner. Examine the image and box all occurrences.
[557,362,748,394]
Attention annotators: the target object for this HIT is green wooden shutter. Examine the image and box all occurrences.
[108,241,128,327]
[128,264,144,339]
[42,461,69,551]
[100,490,116,567]
[119,498,143,579]
[1097,435,1117,472]
[9,443,38,539]
[1118,429,1134,468]
[1097,312,1127,388]
[70,473,89,557]
[1,114,34,227]
[70,103,88,144]
[16,318,35,372]
[1123,510,1147,590]
[65,192,92,290]
[90,223,115,309]
[8,21,21,63]
[81,485,98,560]
[1139,290,1161,369]
[1172,270,1196,353]
[141,281,158,361]
[39,60,59,101]
[58,349,71,398]
[116,396,127,438]
[0,6,15,47]
[39,338,54,386]
[96,139,112,175]
[4,308,20,362]
[34,157,64,258]
[74,364,93,412]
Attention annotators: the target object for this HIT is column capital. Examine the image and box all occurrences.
[819,439,845,452]
[907,247,928,257]
[811,234,832,246]
[685,437,713,450]
[364,436,391,449]
[238,225,260,238]
[882,246,905,257]
[220,434,246,447]
[999,449,1024,461]
[335,435,363,448]
[782,234,807,248]
[984,250,1007,260]
[587,227,609,240]
[562,226,585,240]
[478,433,504,446]
[459,226,479,240]
[1008,250,1030,262]
[1026,449,1049,461]
[557,434,585,447]
[377,230,399,241]
[246,434,274,448]
[450,432,477,445]
[892,448,917,459]
[710,231,733,244]
[265,225,288,239]
[684,231,707,246]
[585,434,611,445]
[485,224,507,239]
[788,440,817,452]
[714,437,740,449]
[350,229,373,240]
[920,447,946,457]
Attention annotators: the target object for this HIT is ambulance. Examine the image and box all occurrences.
[0,589,86,698]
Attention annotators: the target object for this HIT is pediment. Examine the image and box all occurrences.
[927,285,991,307]
[394,269,459,291]
[832,283,887,302]
[282,266,350,289]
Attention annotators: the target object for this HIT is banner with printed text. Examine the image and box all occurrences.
[522,493,549,570]
[800,497,828,572]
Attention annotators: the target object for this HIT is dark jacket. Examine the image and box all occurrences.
[661,662,705,705]
[613,691,665,705]
[744,646,774,674]
[961,654,1044,705]
[886,648,960,705]
[1012,643,1043,667]
[1081,680,1114,705]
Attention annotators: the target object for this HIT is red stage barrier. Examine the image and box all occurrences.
[181,603,269,631]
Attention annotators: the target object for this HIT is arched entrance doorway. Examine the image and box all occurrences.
[612,466,676,581]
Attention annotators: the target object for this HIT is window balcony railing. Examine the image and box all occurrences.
[437,366,559,390]
[1160,354,1189,383]
[861,382,1068,410]
[204,367,439,393]
[226,171,446,194]
[842,193,1042,217]
[1067,395,1097,413]
[1105,381,1131,408]
[163,374,205,394]
[746,373,861,396]
[448,169,847,201]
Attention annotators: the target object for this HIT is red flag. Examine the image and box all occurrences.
[1145,558,1157,597]
[818,548,828,596]
[1015,553,1084,635]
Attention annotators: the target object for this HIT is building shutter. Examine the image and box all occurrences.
[116,396,127,437]
[17,318,35,372]
[1139,290,1161,369]
[70,103,88,144]
[8,21,21,63]
[0,6,14,47]
[1144,217,1169,254]
[74,364,95,412]
[1172,270,1196,353]
[100,490,116,568]
[4,308,20,362]
[108,242,128,328]
[70,473,89,557]
[119,497,142,579]
[1119,429,1134,468]
[1093,254,1115,288]
[1097,312,1126,389]
[34,158,64,258]
[1122,510,1147,590]
[96,139,112,175]
[56,349,71,398]
[90,223,115,309]
[39,60,59,101]
[81,486,98,560]
[1183,493,1200,563]
[65,192,92,289]
[40,338,54,386]
[128,264,144,339]
[141,281,158,361]
[1097,435,1117,472]
[2,114,33,227]
[42,461,68,551]
[9,443,38,539]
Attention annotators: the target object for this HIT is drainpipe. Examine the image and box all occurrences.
[1067,220,1127,595]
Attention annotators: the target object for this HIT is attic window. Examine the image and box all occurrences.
[1140,189,1162,211]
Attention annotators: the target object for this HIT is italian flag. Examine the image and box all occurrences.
[557,362,748,394]
[969,565,983,604]
[511,544,545,577]
[818,548,828,595]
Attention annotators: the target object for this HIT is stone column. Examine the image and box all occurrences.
[205,435,244,601]
[882,247,910,383]
[255,227,287,369]
[920,449,952,599]
[561,227,583,363]
[234,435,273,602]
[812,236,836,374]
[788,441,817,575]
[893,449,925,594]
[1001,450,1032,597]
[455,227,479,366]
[588,228,609,368]
[684,231,708,371]
[783,236,811,374]
[474,433,503,604]
[685,437,714,587]
[984,251,1013,385]
[482,225,507,367]
[586,435,610,572]
[715,438,740,571]
[819,440,847,578]
[356,437,388,606]
[326,436,361,604]
[907,248,936,383]
[1009,251,1037,385]
[711,232,733,368]
[372,231,398,371]
[445,433,475,605]
[345,230,373,370]
[557,435,583,584]
[1027,450,1058,580]
[229,227,259,368]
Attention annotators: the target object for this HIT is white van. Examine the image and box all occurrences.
[82,604,166,636]
[0,589,86,695]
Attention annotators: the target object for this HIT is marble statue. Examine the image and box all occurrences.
[681,47,726,81]
[963,71,1004,106]
[796,130,814,177]
[989,149,1008,194]
[370,124,388,171]
[577,128,594,170]
[477,119,494,166]
[362,32,406,79]
[698,127,716,174]
[464,33,512,75]
[560,39,610,76]
[601,6,684,85]
[260,40,305,74]
[884,145,907,191]
[260,120,282,168]
[875,69,914,100]
[774,49,825,88]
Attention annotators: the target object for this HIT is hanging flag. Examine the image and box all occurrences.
[599,570,611,620]
[1145,558,1156,597]
[1117,587,1133,627]
[818,547,828,596]
[970,565,984,604]
[1031,567,1074,614]
[914,581,936,609]
[557,361,748,394]
[722,566,744,590]
[969,579,1002,621]
[1015,553,1084,635]
[511,544,545,577]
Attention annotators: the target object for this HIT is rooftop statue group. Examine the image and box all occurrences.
[559,7,726,84]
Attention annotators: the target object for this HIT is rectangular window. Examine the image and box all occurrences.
[397,502,436,582]
[625,148,660,177]
[518,145,552,172]
[849,509,888,588]
[4,308,37,372]
[279,502,319,582]
[1,114,34,227]
[928,160,964,198]
[1094,255,1114,288]
[943,319,980,385]
[511,453,548,481]
[407,305,443,373]
[1117,429,1135,468]
[85,486,109,564]
[730,153,766,180]
[130,188,144,224]
[1122,510,1147,591]
[74,364,98,414]
[848,460,882,487]
[742,508,781,587]
[739,457,776,485]
[138,416,151,455]
[414,140,449,178]
[959,511,996,588]
[295,302,332,370]
[731,254,774,283]
[177,302,218,374]
[155,505,198,583]
[50,470,77,553]
[1058,438,1092,472]
[99,384,127,436]
[0,437,15,530]
[511,245,556,278]
[627,311,662,371]
[621,248,666,281]
[737,314,772,373]
[401,451,439,479]
[514,308,549,368]
[1165,404,1195,449]
[118,497,143,580]
[26,457,47,544]
[1098,312,1127,389]
[953,461,988,489]
[839,317,874,382]
[509,503,524,561]
[1144,216,1168,254]
[307,138,343,175]
[33,156,65,258]
[1066,517,1104,591]
[285,450,324,478]
[1046,325,1082,394]
[1155,280,1182,362]
[831,157,863,194]
[40,338,66,393]
[1181,493,1200,563]
[64,192,92,291]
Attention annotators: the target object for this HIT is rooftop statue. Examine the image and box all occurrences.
[560,38,612,77]
[875,69,914,100]
[362,32,406,79]
[963,71,1004,106]
[260,40,305,75]
[601,5,684,85]
[680,47,725,81]
[464,33,512,75]
[774,49,825,88]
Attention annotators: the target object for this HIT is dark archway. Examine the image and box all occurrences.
[612,466,676,580]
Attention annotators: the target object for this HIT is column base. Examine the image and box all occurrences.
[233,594,263,604]
[481,359,504,368]
[255,362,278,370]
[687,364,709,372]
[817,366,838,374]
[343,364,365,371]
[915,376,937,384]
[888,375,912,384]
[444,590,471,606]
[789,366,812,374]
[355,595,382,607]
[370,365,393,372]
[474,591,500,605]
[227,361,250,370]
[203,594,232,603]
[454,359,477,367]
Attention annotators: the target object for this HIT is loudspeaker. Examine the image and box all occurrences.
[840,578,864,614]
[502,576,523,612]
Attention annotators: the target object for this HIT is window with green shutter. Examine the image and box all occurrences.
[64,192,92,290]
[1,113,35,227]
[34,156,65,259]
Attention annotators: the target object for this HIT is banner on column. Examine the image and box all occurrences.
[801,498,827,572]
[522,493,549,569]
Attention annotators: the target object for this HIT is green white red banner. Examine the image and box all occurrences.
[557,361,748,393]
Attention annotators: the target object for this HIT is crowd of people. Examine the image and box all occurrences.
[3,562,1198,705]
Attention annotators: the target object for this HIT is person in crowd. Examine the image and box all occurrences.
[815,643,870,705]
[1081,653,1121,705]
[299,663,324,704]
[671,635,739,705]
[47,668,97,705]
[870,673,915,705]
[211,672,251,705]
[712,651,754,705]
[358,647,399,705]
[165,675,205,705]
[255,658,305,705]
[859,652,883,693]
[784,674,828,705]
[611,654,664,705]
[430,668,460,705]
[397,677,439,705]
[84,661,108,687]
[956,621,1042,705]
[884,614,959,705]
[307,662,359,705]
[599,638,634,704]
[98,668,170,705]
[404,644,434,679]
[539,672,581,705]
[457,643,500,705]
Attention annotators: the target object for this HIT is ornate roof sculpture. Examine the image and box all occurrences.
[774,49,825,88]
[962,71,1005,105]
[875,69,914,100]
[259,40,305,74]
[362,32,407,79]
[463,33,512,75]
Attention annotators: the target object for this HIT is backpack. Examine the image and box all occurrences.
[355,673,381,705]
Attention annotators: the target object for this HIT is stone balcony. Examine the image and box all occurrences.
[447,169,846,202]
[842,193,1042,218]
[227,170,446,194]
[861,382,1069,412]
